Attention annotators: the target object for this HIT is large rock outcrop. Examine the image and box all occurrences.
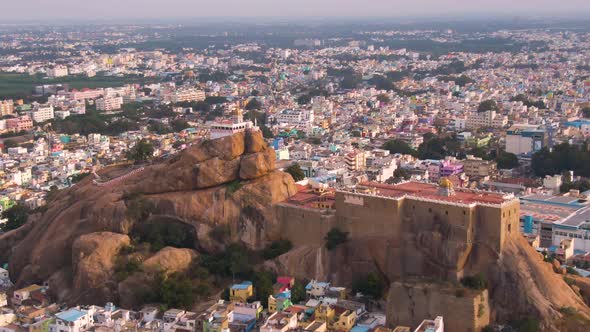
[141,247,197,275]
[0,130,298,303]
[70,232,131,303]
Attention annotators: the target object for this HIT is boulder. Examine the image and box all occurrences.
[245,130,267,153]
[240,149,276,180]
[205,132,245,161]
[195,157,241,188]
[142,247,197,275]
[71,232,130,296]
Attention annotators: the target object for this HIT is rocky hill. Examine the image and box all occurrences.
[266,224,590,331]
[1,129,589,330]
[0,130,297,304]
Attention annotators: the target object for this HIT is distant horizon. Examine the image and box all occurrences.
[3,0,590,24]
[3,13,590,26]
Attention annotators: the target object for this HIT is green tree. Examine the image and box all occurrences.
[460,273,488,290]
[127,139,154,163]
[496,151,519,169]
[159,274,195,309]
[393,168,411,181]
[477,100,498,112]
[532,143,590,177]
[376,94,391,103]
[261,125,274,138]
[245,98,262,111]
[3,139,17,149]
[352,273,385,299]
[382,139,417,156]
[70,172,89,184]
[285,163,305,181]
[46,185,60,202]
[171,119,190,132]
[291,281,307,304]
[369,75,395,91]
[1,204,30,231]
[417,135,460,160]
[325,228,349,250]
[560,180,590,194]
[253,270,275,307]
[340,71,362,89]
[297,94,312,105]
[262,239,293,260]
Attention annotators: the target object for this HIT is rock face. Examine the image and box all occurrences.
[0,130,298,303]
[141,247,197,275]
[488,235,590,330]
[70,232,131,304]
[386,280,490,332]
[267,230,590,331]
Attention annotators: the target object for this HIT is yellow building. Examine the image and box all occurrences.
[331,309,357,331]
[230,281,253,303]
[314,304,335,323]
[303,321,327,332]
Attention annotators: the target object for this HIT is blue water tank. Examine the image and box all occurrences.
[524,215,534,234]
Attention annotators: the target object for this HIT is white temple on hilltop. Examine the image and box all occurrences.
[209,105,257,140]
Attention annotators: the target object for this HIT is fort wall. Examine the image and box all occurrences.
[387,281,490,332]
[276,204,336,247]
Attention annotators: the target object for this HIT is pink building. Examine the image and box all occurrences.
[6,116,33,132]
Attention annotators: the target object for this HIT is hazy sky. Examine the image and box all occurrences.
[6,0,590,21]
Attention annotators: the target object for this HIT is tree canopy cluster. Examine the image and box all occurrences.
[127,139,154,163]
[382,139,417,156]
[325,228,349,250]
[352,273,386,299]
[510,94,547,109]
[52,110,140,136]
[532,143,590,177]
[477,99,498,112]
[417,133,461,160]
[0,204,30,232]
[285,163,305,182]
[438,74,475,87]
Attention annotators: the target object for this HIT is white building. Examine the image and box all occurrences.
[260,312,298,332]
[47,65,68,78]
[275,109,314,131]
[31,104,54,123]
[543,175,563,194]
[55,110,71,120]
[209,108,256,140]
[52,309,93,332]
[414,316,444,332]
[465,110,507,129]
[505,124,546,155]
[96,96,123,111]
[170,89,206,103]
[0,100,14,116]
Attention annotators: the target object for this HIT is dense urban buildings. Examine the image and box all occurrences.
[1,14,590,332]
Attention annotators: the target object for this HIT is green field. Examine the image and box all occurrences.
[0,72,156,98]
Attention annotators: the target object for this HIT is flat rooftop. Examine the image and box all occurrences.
[57,309,87,322]
[353,181,515,206]
[520,194,590,228]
